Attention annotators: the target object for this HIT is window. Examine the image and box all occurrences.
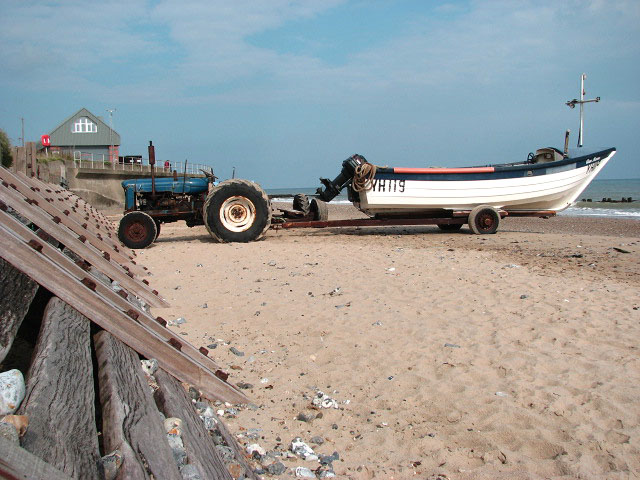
[73,117,97,133]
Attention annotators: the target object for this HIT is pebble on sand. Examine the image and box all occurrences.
[230,346,245,356]
[0,369,26,416]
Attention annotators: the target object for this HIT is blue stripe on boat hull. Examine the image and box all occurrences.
[375,148,615,182]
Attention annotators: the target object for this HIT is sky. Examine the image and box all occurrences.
[1,0,639,188]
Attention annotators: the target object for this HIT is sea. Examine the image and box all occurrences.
[267,178,640,220]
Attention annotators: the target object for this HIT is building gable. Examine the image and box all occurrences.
[49,108,121,147]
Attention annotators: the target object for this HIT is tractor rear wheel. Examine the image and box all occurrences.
[204,179,272,243]
[118,211,157,249]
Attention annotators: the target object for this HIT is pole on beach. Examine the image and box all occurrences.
[566,73,600,148]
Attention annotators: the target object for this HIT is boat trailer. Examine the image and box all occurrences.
[271,204,556,235]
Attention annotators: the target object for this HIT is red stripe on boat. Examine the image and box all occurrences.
[393,167,495,174]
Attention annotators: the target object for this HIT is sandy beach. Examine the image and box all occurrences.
[135,204,640,479]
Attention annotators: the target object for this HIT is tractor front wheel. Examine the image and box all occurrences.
[118,211,158,249]
[204,179,272,243]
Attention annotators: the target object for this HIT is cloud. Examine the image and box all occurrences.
[0,0,159,90]
[1,0,638,106]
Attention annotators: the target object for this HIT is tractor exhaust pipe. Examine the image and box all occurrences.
[148,141,156,200]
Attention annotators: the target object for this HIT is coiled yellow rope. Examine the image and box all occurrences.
[352,162,377,192]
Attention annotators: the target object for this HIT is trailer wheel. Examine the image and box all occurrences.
[204,179,271,243]
[118,212,157,249]
[438,223,463,232]
[154,219,161,240]
[293,193,311,216]
[468,205,500,234]
[310,198,328,221]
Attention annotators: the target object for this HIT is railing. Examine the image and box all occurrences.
[70,151,211,175]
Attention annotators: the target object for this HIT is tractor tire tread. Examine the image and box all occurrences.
[203,179,271,243]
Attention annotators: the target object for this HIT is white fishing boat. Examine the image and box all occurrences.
[310,74,613,234]
[351,146,615,215]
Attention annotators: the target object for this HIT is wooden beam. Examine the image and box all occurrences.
[94,330,183,480]
[0,209,224,376]
[0,258,39,363]
[18,297,101,479]
[8,170,143,275]
[9,147,18,173]
[31,184,120,245]
[154,369,235,480]
[25,175,130,252]
[0,169,145,277]
[0,179,168,307]
[15,147,26,175]
[26,143,36,178]
[25,173,142,270]
[0,221,249,404]
[0,437,72,480]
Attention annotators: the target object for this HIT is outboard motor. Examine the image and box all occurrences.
[316,154,366,202]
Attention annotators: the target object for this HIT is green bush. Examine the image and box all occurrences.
[0,128,12,168]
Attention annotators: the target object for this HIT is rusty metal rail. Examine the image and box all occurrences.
[273,209,556,230]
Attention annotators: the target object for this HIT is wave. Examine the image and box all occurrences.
[560,207,640,219]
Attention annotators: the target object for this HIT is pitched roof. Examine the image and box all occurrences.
[48,107,121,146]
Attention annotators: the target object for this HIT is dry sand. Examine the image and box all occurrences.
[135,204,640,479]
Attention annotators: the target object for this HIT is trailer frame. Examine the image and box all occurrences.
[271,209,557,232]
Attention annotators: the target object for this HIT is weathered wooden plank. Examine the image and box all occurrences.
[0,437,72,480]
[3,170,145,277]
[1,173,153,296]
[9,147,18,173]
[0,209,228,380]
[21,172,138,264]
[18,297,101,479]
[28,176,128,256]
[0,179,168,307]
[14,146,26,175]
[26,143,36,178]
[0,258,39,363]
[9,171,148,286]
[154,369,235,480]
[22,174,134,255]
[95,330,183,480]
[0,214,248,404]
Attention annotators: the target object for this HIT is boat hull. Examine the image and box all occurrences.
[357,148,615,215]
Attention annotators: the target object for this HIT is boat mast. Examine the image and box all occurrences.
[566,73,600,148]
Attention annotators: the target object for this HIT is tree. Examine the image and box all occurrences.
[0,128,12,168]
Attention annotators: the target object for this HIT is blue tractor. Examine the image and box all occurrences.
[117,142,272,248]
